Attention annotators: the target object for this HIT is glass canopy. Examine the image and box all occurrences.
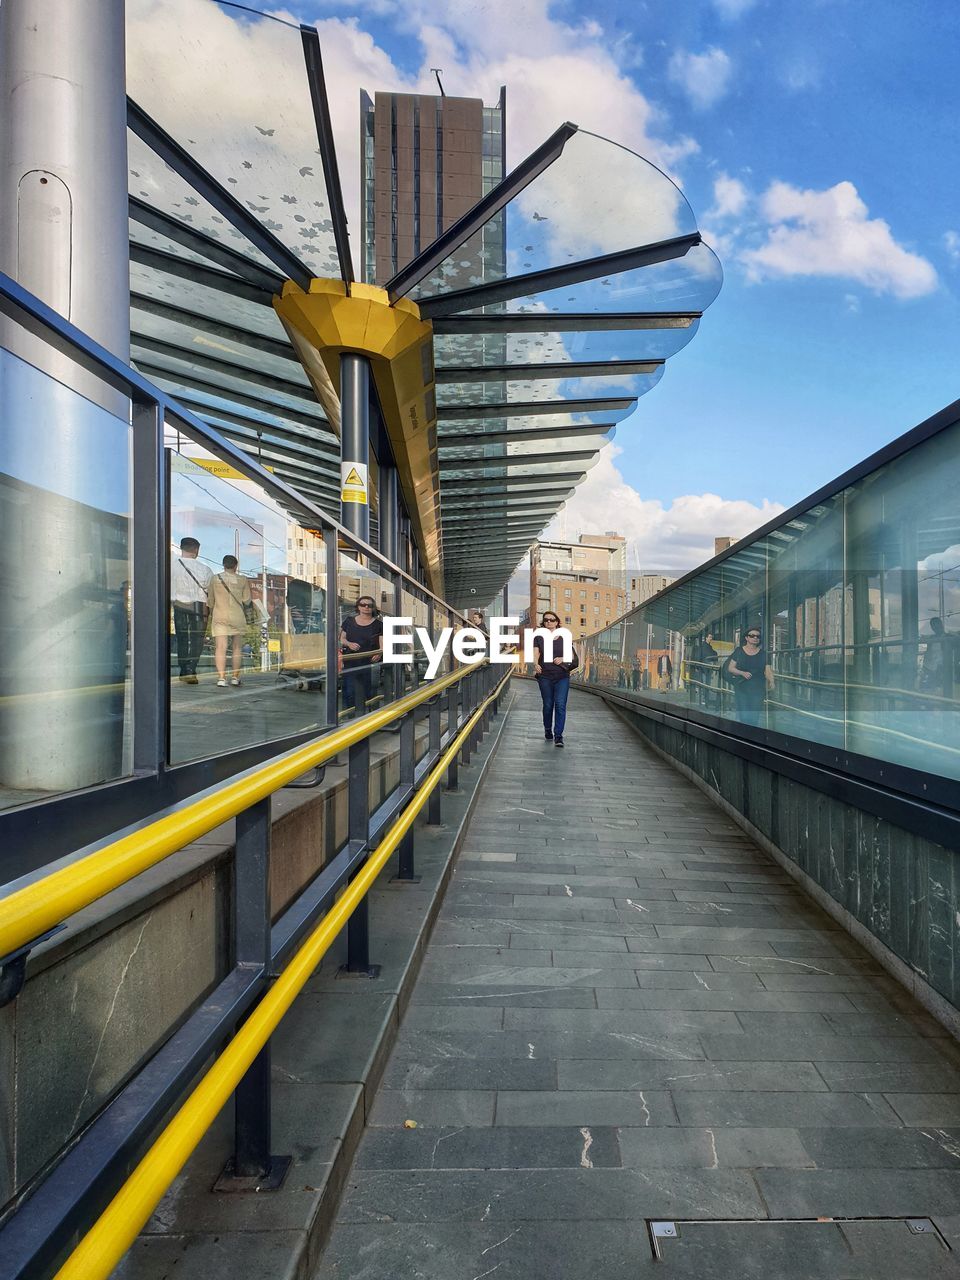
[122,0,722,607]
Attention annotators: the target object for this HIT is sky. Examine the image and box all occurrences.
[139,0,960,588]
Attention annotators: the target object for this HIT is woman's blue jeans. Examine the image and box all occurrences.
[537,675,570,736]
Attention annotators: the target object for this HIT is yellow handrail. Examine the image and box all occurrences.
[0,661,480,960]
[54,666,512,1280]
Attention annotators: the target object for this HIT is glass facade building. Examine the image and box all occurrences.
[360,88,506,287]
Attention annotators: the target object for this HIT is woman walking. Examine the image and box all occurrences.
[533,611,579,747]
[339,595,383,719]
[208,554,252,688]
[727,623,775,726]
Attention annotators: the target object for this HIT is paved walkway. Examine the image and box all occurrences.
[315,681,960,1279]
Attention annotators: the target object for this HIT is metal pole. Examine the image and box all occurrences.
[427,696,442,826]
[132,400,165,774]
[216,798,291,1190]
[339,353,370,543]
[461,672,475,766]
[0,0,131,794]
[379,463,399,567]
[342,737,379,977]
[394,710,418,881]
[324,528,340,728]
[445,682,461,792]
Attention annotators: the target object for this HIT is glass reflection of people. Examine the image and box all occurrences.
[340,595,383,719]
[171,536,211,684]
[208,555,251,688]
[631,656,642,692]
[728,624,775,726]
[692,632,719,707]
[533,611,579,748]
[469,609,486,632]
[656,652,673,692]
[287,577,313,634]
[920,617,955,697]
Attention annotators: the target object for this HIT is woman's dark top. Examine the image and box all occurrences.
[533,634,579,682]
[730,644,767,694]
[341,615,383,667]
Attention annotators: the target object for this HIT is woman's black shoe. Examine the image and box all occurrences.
[544,730,553,741]
[555,736,564,748]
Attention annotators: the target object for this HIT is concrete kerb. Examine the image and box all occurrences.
[120,683,517,1280]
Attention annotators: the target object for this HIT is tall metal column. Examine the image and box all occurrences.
[378,463,399,567]
[339,353,370,544]
[0,0,132,793]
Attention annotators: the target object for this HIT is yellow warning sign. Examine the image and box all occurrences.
[341,460,368,505]
[267,638,281,653]
[178,456,274,481]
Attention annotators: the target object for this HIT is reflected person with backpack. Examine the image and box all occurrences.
[724,624,775,726]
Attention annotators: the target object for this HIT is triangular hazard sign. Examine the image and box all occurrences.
[343,466,364,488]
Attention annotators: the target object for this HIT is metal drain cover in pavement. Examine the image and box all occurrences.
[647,1217,958,1278]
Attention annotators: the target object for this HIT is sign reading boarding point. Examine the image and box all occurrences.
[341,461,368,505]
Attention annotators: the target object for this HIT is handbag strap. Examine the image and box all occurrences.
[179,559,207,596]
[218,573,248,611]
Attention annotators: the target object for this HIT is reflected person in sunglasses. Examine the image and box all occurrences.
[727,624,775,726]
[340,595,383,719]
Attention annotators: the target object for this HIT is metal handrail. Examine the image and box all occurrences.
[0,660,479,960]
[53,666,512,1280]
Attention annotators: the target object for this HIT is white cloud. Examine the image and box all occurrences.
[542,447,783,573]
[668,47,733,110]
[944,230,960,266]
[844,293,861,313]
[712,0,759,18]
[741,180,938,299]
[781,56,821,92]
[708,172,748,219]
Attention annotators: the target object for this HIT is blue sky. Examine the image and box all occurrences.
[273,0,960,568]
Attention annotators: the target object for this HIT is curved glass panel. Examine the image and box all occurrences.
[433,319,701,373]
[131,341,324,424]
[437,404,632,434]
[130,303,302,384]
[146,373,333,444]
[456,243,723,318]
[438,433,614,465]
[437,365,663,410]
[127,1,340,277]
[130,261,285,340]
[404,129,697,300]
[127,133,279,275]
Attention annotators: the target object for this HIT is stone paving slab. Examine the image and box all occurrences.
[314,683,960,1280]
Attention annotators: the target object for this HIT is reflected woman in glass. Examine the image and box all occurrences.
[339,596,383,719]
[208,554,252,688]
[727,624,775,726]
[533,611,579,747]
